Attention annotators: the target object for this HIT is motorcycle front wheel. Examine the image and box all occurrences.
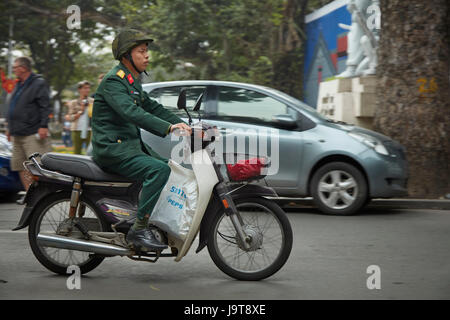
[207,197,293,281]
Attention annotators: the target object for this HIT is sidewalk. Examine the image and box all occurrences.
[276,197,450,211]
[366,198,450,210]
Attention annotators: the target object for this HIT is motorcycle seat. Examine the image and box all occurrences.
[40,152,135,183]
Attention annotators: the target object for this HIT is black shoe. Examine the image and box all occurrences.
[126,228,168,251]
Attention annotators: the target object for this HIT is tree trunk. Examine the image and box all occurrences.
[374,0,450,198]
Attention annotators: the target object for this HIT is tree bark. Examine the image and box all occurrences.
[374,0,450,198]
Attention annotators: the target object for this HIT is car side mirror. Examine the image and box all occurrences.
[272,114,297,129]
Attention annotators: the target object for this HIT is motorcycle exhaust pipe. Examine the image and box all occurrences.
[37,233,132,256]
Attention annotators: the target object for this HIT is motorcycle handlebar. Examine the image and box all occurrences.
[171,122,219,147]
[171,122,216,135]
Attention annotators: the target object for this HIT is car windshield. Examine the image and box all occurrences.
[263,87,329,121]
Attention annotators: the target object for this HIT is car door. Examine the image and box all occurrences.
[205,85,304,193]
[142,85,210,162]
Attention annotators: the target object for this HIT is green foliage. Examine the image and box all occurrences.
[0,0,335,107]
[0,1,116,104]
[142,0,291,90]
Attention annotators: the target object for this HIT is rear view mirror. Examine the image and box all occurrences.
[177,89,187,110]
[177,88,192,125]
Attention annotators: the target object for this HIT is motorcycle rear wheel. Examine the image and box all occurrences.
[28,192,108,275]
[207,197,293,281]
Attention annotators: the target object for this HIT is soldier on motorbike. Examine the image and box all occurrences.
[91,29,191,251]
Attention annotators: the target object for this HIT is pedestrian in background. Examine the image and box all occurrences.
[5,56,52,199]
[60,100,72,147]
[65,80,93,154]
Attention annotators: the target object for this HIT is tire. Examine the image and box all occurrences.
[28,192,108,275]
[310,161,368,216]
[207,197,293,281]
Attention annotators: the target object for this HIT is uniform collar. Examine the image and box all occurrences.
[118,62,141,87]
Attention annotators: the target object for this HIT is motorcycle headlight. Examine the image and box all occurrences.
[348,132,389,156]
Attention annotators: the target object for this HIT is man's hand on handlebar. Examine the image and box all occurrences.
[170,123,192,136]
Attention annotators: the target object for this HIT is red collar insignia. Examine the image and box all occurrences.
[127,74,134,84]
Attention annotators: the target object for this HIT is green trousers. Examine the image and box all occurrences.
[102,154,171,220]
[71,130,92,155]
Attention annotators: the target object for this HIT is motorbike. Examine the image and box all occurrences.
[13,90,293,281]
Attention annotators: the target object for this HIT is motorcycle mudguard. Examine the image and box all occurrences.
[195,183,278,254]
[226,183,278,200]
[12,182,70,231]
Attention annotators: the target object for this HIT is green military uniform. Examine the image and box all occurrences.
[92,62,183,221]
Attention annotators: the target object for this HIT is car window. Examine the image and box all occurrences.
[214,86,298,127]
[264,86,328,121]
[147,86,207,117]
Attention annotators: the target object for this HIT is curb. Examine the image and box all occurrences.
[275,197,450,211]
[367,199,450,210]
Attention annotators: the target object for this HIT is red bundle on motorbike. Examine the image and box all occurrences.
[226,157,267,181]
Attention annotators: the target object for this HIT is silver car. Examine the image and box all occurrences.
[141,81,408,215]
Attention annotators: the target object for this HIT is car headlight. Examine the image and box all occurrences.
[348,132,389,156]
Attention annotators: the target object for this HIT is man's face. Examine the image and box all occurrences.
[131,43,149,72]
[78,84,91,98]
[12,61,27,79]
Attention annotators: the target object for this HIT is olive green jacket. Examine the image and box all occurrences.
[92,62,182,166]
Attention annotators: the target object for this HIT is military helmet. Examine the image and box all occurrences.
[112,28,153,60]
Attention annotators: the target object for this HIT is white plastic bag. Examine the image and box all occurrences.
[149,160,198,241]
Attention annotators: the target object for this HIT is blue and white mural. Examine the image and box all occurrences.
[303,0,351,107]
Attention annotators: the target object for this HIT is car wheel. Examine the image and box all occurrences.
[311,162,368,215]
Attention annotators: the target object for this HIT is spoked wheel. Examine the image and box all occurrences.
[207,197,293,281]
[28,192,108,275]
